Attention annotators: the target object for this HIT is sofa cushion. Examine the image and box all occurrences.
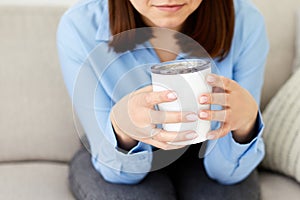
[0,6,80,162]
[261,68,300,183]
[0,162,75,200]
[259,171,300,200]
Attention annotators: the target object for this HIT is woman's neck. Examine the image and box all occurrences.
[150,28,181,62]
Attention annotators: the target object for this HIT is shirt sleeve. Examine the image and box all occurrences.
[203,5,269,184]
[56,14,153,184]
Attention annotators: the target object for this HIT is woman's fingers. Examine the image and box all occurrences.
[144,138,186,150]
[140,90,178,107]
[130,85,178,107]
[150,128,198,143]
[149,110,198,124]
[198,109,228,122]
[135,128,195,150]
[206,74,238,92]
[199,93,230,106]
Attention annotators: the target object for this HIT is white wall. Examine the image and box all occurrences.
[0,0,78,6]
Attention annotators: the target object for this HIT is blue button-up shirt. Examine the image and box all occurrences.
[57,0,269,185]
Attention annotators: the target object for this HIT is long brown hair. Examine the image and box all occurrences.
[108,0,235,60]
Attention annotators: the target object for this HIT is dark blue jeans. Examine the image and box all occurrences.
[69,143,260,200]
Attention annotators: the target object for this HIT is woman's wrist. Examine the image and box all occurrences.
[110,114,138,151]
[232,111,258,144]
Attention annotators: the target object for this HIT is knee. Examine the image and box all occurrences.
[96,163,148,185]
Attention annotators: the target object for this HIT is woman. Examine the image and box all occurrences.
[57,0,269,199]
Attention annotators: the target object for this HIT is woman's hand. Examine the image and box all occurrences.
[110,85,199,151]
[198,74,258,143]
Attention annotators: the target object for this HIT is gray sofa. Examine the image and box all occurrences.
[0,1,299,199]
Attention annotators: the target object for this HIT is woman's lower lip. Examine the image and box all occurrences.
[155,5,184,12]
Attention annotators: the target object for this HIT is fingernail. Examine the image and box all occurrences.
[199,111,208,118]
[167,92,177,100]
[206,75,215,83]
[186,113,198,121]
[207,134,215,140]
[186,132,198,139]
[199,96,208,104]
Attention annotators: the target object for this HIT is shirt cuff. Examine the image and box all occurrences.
[218,110,264,163]
[92,118,153,174]
[105,116,152,155]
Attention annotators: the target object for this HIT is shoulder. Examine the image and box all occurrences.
[234,0,266,35]
[234,0,264,19]
[57,0,107,38]
[218,0,269,73]
[63,0,106,20]
[232,0,268,52]
[57,0,109,55]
